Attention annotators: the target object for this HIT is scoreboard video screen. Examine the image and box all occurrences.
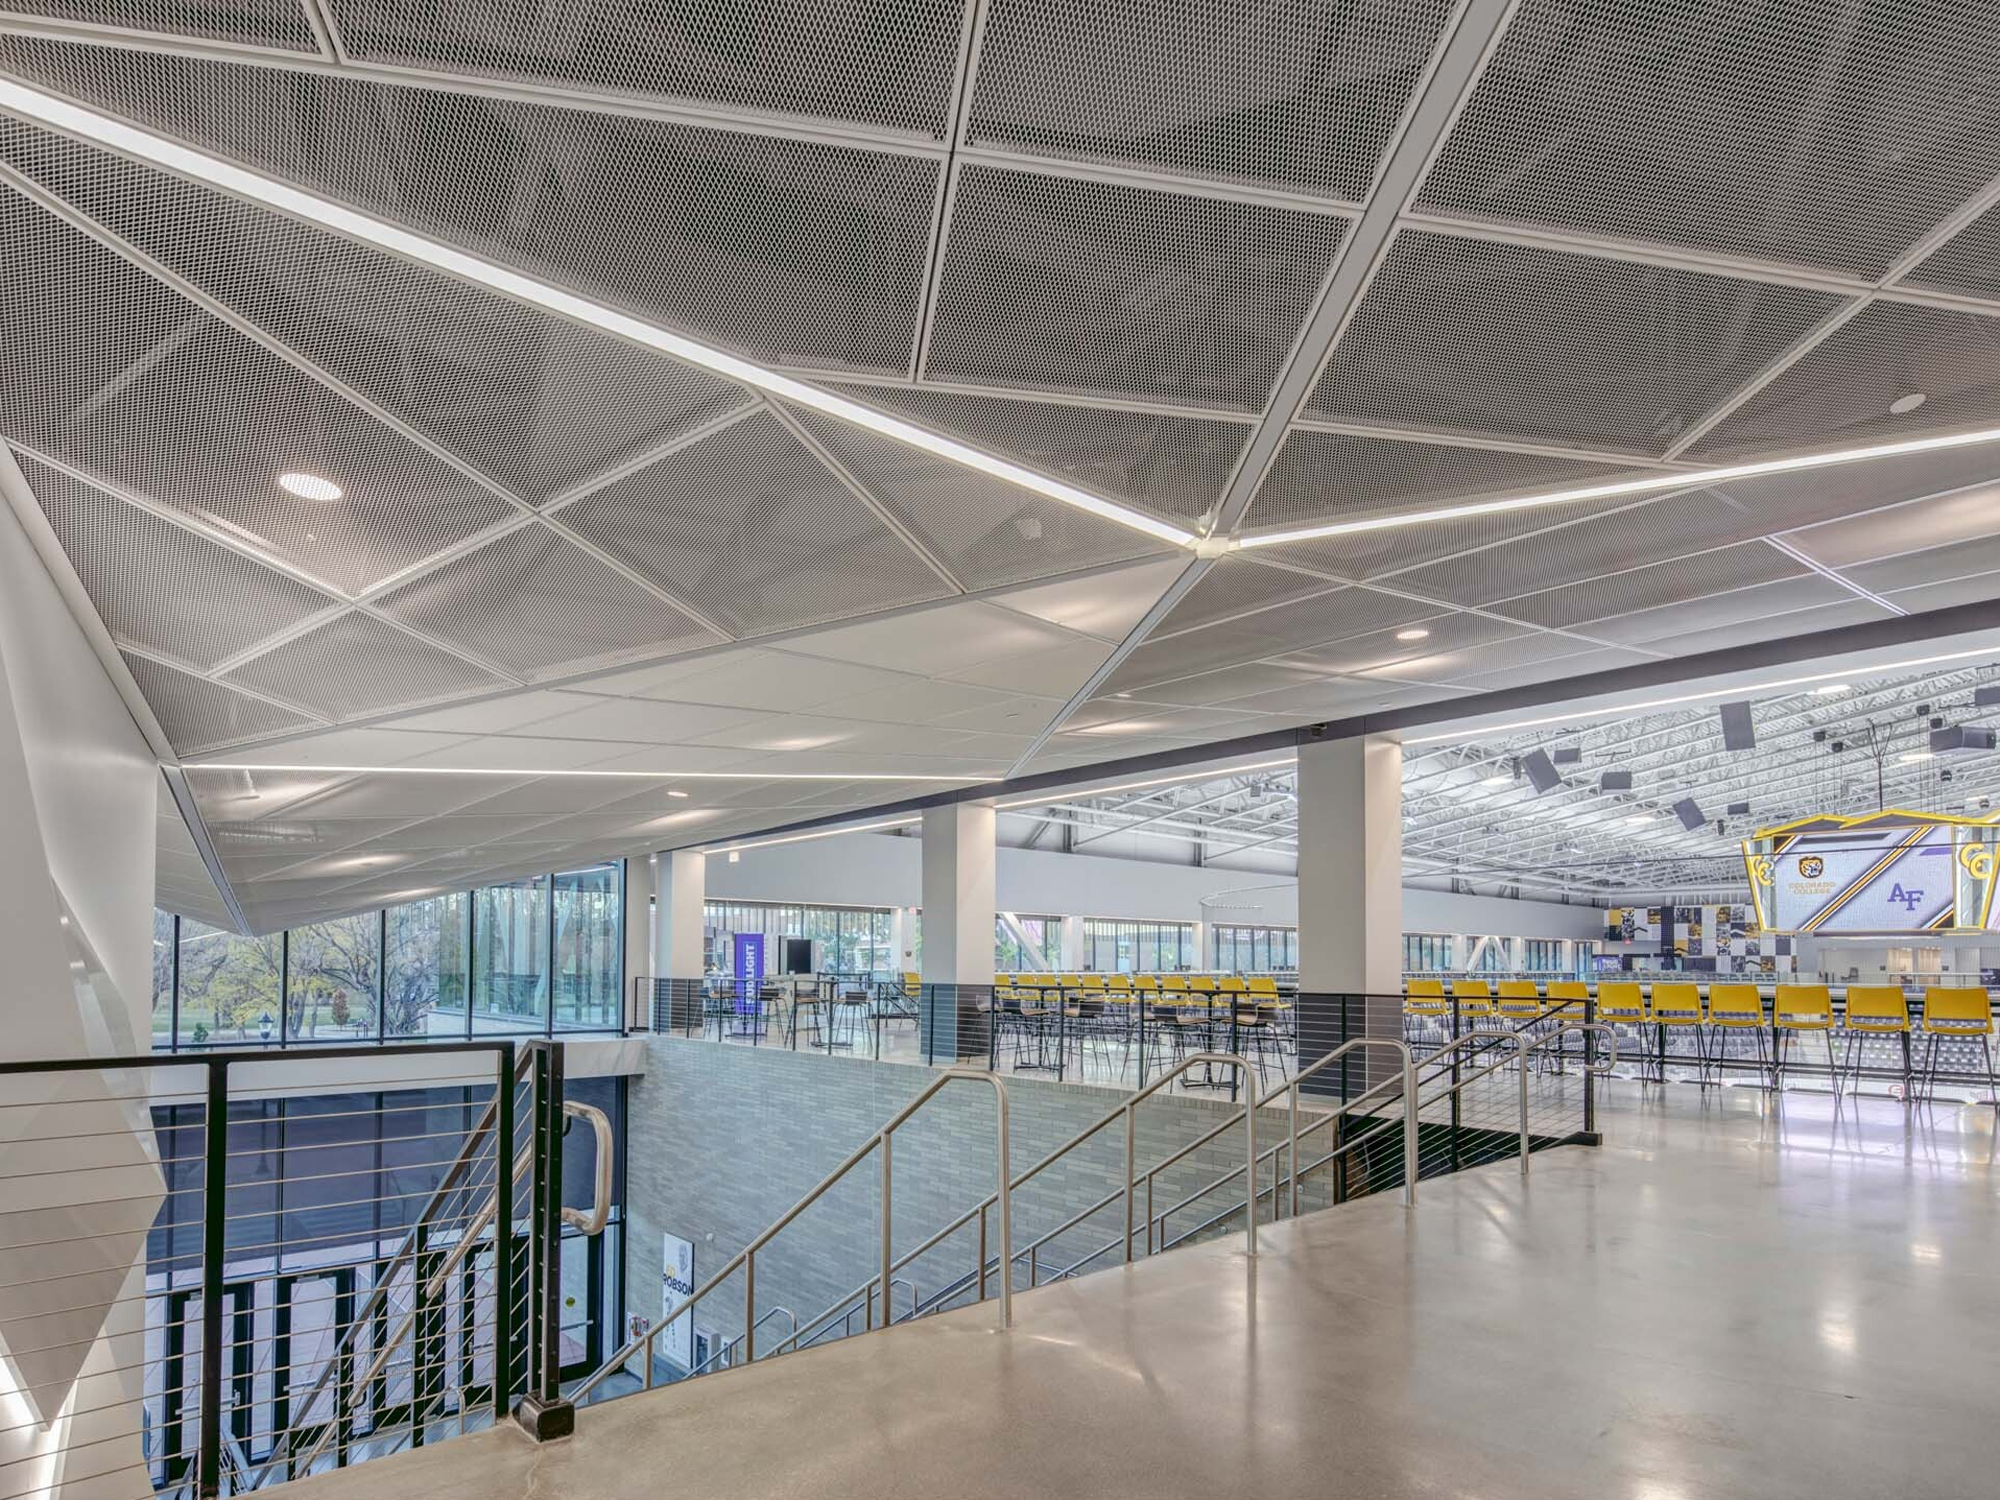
[1746,820,1969,934]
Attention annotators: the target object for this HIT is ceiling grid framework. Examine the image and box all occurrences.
[2,2,2000,927]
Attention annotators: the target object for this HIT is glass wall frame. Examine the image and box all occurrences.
[155,862,622,1050]
[1212,924,1298,974]
[702,899,893,977]
[1080,917,1195,974]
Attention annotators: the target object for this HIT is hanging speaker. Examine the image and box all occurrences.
[1727,801,1751,815]
[1552,746,1581,765]
[1522,749,1561,794]
[1674,797,1706,831]
[1975,686,2000,707]
[1599,770,1633,792]
[1719,701,1755,751]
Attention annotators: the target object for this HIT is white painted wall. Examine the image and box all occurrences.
[708,830,1603,941]
[0,473,164,1499]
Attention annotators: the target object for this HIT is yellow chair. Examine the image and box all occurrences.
[1919,987,1998,1104]
[1773,984,1836,1092]
[1649,982,1704,1084]
[1495,980,1542,1024]
[1839,986,1910,1096]
[1247,975,1281,999]
[1596,982,1651,1079]
[1704,983,1769,1088]
[1450,978,1495,1022]
[1404,978,1448,1016]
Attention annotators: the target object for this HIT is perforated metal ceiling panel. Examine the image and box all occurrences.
[927,163,1349,409]
[1309,231,1847,451]
[0,121,758,504]
[121,649,316,751]
[20,451,337,670]
[784,402,1176,590]
[1418,1,2000,278]
[558,406,956,635]
[222,611,509,720]
[824,383,1246,524]
[1151,556,1342,637]
[326,0,967,135]
[1690,301,2000,459]
[375,524,724,676]
[967,0,1457,200]
[0,36,942,372]
[1245,426,1649,531]
[0,1,318,51]
[1483,542,1809,632]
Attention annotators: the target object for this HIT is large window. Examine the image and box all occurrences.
[1213,924,1297,974]
[1402,933,1453,972]
[154,864,619,1049]
[1081,918,1194,974]
[996,913,1062,973]
[703,901,893,976]
[286,913,381,1043]
[555,865,622,1030]
[175,921,281,1047]
[1522,938,1567,972]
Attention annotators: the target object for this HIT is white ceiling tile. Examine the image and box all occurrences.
[833,679,1020,724]
[380,690,589,735]
[947,639,1113,696]
[518,694,767,742]
[985,558,1188,640]
[790,602,1078,674]
[637,650,919,710]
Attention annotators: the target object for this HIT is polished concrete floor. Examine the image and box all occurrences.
[291,1083,1999,1500]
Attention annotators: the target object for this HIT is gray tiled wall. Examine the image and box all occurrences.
[621,1038,1328,1362]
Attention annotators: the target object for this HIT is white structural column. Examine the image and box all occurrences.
[921,803,996,1060]
[920,803,997,985]
[653,849,708,981]
[1297,734,1405,1084]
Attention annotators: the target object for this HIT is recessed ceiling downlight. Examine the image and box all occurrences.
[1889,393,1928,415]
[1395,627,1432,642]
[278,472,343,501]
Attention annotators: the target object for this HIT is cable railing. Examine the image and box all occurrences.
[0,1038,608,1500]
[572,1067,1011,1403]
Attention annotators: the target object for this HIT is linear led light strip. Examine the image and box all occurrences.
[1402,644,2000,746]
[996,757,1296,808]
[187,761,981,781]
[708,814,920,855]
[0,79,1196,549]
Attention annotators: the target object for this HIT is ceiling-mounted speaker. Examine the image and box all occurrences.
[1674,797,1706,831]
[1522,749,1561,794]
[1552,746,1581,765]
[1599,770,1633,792]
[1727,801,1751,815]
[1719,701,1755,751]
[1975,686,2000,707]
[1932,725,1997,754]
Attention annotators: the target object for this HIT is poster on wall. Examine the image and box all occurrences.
[732,931,766,1017]
[660,1233,696,1371]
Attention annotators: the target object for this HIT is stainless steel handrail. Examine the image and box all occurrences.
[694,1305,797,1375]
[575,1068,1011,1400]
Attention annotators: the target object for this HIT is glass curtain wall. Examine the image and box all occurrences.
[1080,918,1195,974]
[1402,933,1454,972]
[702,901,893,976]
[156,863,619,1049]
[995,913,1062,973]
[1211,924,1298,974]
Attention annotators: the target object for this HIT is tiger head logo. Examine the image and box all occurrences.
[1799,856,1825,879]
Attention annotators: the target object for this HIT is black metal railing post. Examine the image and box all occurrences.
[1449,999,1463,1176]
[492,1042,517,1424]
[1583,993,1598,1139]
[198,1057,228,1499]
[515,1043,573,1440]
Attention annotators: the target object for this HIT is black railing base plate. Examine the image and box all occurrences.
[514,1395,576,1442]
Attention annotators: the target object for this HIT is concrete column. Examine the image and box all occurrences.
[920,803,995,1060]
[1191,918,1208,973]
[920,804,996,985]
[623,855,655,990]
[654,849,707,980]
[1059,913,1084,973]
[1297,734,1404,1090]
[890,907,914,975]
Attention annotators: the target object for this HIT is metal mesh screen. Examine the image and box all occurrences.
[557,406,954,636]
[20,451,338,671]
[223,611,509,721]
[121,650,317,751]
[1907,200,2000,300]
[825,383,1246,524]
[0,118,759,504]
[1247,426,1646,531]
[927,162,1348,409]
[967,0,1456,200]
[1275,610,1529,678]
[327,0,968,135]
[1484,540,1806,629]
[0,0,319,50]
[1691,300,2000,459]
[1417,0,2000,278]
[1103,585,1438,691]
[1584,573,1852,648]
[1149,555,1345,636]
[784,402,1174,590]
[1308,230,1847,451]
[0,36,942,372]
[375,524,723,676]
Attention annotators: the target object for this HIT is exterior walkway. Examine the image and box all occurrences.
[294,1083,1998,1500]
